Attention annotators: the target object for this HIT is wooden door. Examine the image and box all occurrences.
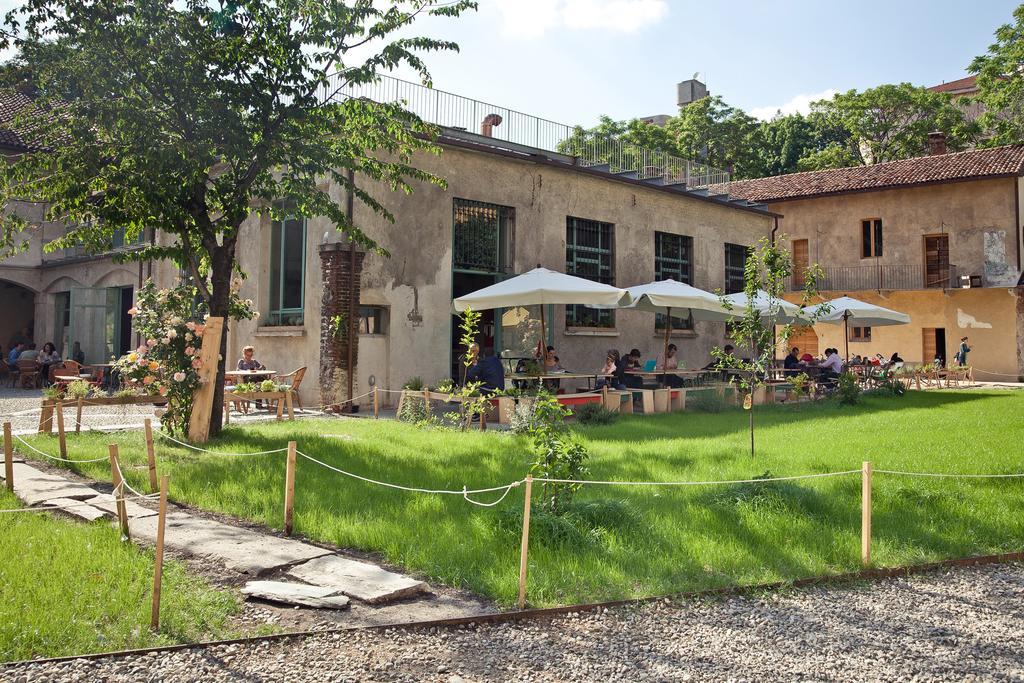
[792,239,809,289]
[924,235,949,288]
[922,328,937,364]
[788,326,818,358]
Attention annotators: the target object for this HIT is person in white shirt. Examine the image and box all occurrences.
[818,348,844,379]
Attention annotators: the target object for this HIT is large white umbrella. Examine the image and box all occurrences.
[452,266,631,353]
[806,296,911,361]
[617,279,733,369]
[723,289,805,324]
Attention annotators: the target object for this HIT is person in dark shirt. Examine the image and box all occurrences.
[783,347,802,376]
[466,350,505,395]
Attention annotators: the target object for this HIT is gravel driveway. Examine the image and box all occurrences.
[6,561,1024,682]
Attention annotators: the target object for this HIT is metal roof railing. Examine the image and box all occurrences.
[320,72,730,193]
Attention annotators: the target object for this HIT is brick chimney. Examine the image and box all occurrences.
[480,113,503,137]
[927,131,947,155]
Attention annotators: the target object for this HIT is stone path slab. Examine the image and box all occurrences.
[8,463,101,505]
[288,554,427,604]
[241,581,351,610]
[129,512,333,575]
[44,497,107,522]
[85,493,159,519]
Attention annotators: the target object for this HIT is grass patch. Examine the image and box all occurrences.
[16,390,1024,608]
[0,490,240,660]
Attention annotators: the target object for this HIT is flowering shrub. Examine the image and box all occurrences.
[114,280,256,435]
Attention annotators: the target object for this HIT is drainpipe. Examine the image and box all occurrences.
[1015,177,1021,272]
[770,216,779,245]
[346,170,356,411]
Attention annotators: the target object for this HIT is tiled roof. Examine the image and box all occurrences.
[928,75,977,94]
[726,145,1024,203]
[0,90,38,151]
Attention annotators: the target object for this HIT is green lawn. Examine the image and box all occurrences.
[0,490,240,661]
[14,389,1024,608]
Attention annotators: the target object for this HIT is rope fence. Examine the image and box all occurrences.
[5,415,1024,609]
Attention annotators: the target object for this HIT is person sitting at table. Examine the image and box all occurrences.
[704,344,735,370]
[37,342,62,387]
[656,343,685,388]
[236,345,267,406]
[465,348,505,395]
[70,341,85,365]
[620,348,644,388]
[626,349,642,370]
[18,342,38,362]
[818,347,844,381]
[595,349,621,391]
[783,347,802,376]
[8,342,24,366]
[850,354,863,365]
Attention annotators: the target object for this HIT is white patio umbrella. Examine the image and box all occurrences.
[452,266,631,354]
[723,289,805,324]
[805,296,911,361]
[617,279,734,369]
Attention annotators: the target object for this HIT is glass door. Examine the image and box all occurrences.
[69,287,122,363]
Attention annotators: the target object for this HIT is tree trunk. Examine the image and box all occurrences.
[206,245,234,437]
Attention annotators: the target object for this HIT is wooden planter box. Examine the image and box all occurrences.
[39,395,169,434]
[224,390,293,422]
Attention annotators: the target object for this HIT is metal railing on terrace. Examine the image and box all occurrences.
[790,264,963,292]
[320,72,731,192]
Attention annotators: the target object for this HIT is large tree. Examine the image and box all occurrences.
[0,0,474,436]
[806,83,978,165]
[970,3,1024,146]
[665,95,761,178]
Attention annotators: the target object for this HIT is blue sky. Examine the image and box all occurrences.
[393,0,1021,125]
[0,0,1017,127]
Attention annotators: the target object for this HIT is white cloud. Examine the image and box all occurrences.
[749,88,838,121]
[495,0,668,38]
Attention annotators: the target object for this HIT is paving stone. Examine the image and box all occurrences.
[43,497,108,522]
[12,463,101,505]
[85,493,159,519]
[241,581,351,610]
[129,511,332,575]
[288,554,426,604]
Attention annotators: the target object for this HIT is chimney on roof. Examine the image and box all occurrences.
[927,131,947,156]
[481,113,503,138]
[677,78,708,108]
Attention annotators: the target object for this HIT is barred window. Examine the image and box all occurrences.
[724,243,749,295]
[453,199,513,273]
[566,216,614,328]
[655,232,694,331]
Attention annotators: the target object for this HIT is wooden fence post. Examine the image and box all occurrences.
[861,461,872,567]
[55,401,67,460]
[186,316,224,443]
[150,474,169,631]
[109,444,130,540]
[3,422,13,493]
[284,441,297,535]
[75,397,83,434]
[373,386,379,419]
[517,474,533,610]
[144,419,158,493]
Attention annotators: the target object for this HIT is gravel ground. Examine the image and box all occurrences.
[5,561,1024,682]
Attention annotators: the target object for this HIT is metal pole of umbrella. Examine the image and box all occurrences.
[662,306,672,381]
[844,311,850,362]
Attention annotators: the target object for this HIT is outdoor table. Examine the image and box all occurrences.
[625,369,714,387]
[505,372,611,390]
[224,369,277,379]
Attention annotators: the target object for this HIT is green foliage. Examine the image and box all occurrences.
[520,391,590,515]
[806,84,978,166]
[686,390,728,413]
[0,0,475,436]
[402,376,425,391]
[65,379,91,399]
[789,373,811,394]
[433,379,457,394]
[971,4,1024,145]
[41,385,61,400]
[835,373,861,405]
[796,142,861,171]
[495,498,639,550]
[572,402,618,426]
[397,395,429,424]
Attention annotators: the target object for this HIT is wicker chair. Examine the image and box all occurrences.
[275,367,306,412]
[16,359,39,389]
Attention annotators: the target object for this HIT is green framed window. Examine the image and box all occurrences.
[566,216,615,328]
[268,214,306,326]
[724,243,749,295]
[655,231,694,331]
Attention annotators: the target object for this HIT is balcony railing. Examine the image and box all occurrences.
[790,264,963,292]
[320,72,731,192]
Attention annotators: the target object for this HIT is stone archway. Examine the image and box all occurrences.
[0,279,37,352]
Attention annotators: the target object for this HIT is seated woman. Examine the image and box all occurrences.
[656,344,685,388]
[595,349,622,391]
[237,345,266,380]
[36,342,62,387]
